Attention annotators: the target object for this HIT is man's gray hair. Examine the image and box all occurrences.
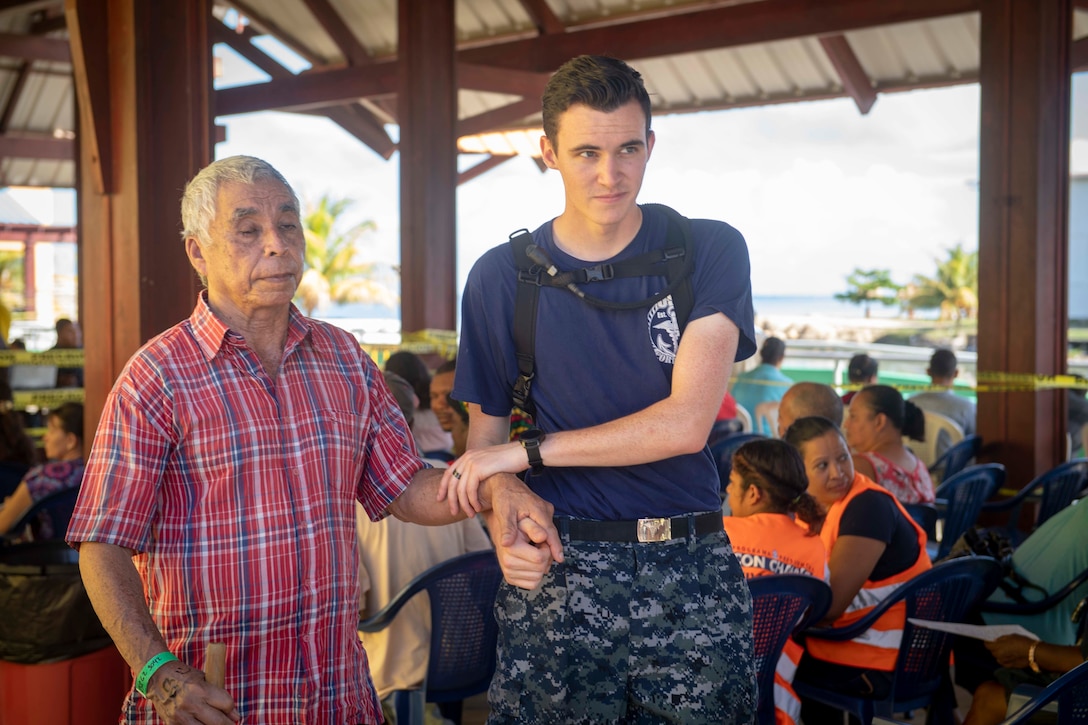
[180,155,298,246]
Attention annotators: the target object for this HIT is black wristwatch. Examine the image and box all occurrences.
[520,429,546,473]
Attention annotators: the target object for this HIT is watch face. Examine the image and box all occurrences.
[521,429,544,443]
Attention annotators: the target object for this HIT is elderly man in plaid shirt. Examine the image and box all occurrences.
[67,156,560,725]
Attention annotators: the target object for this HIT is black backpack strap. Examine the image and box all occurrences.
[510,229,539,417]
[644,203,695,334]
[507,204,696,415]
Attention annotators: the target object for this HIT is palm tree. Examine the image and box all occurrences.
[906,244,978,321]
[294,194,398,316]
[835,268,901,318]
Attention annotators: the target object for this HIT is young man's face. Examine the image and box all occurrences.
[540,100,654,233]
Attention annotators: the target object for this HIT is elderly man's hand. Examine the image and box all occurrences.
[479,475,563,589]
[146,660,240,725]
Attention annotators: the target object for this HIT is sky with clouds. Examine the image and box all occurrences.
[214,46,1088,301]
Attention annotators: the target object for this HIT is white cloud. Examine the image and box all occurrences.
[213,78,1088,304]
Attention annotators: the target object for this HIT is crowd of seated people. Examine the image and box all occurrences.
[709,372,1085,722]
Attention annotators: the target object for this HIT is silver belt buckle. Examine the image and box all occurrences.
[637,517,672,542]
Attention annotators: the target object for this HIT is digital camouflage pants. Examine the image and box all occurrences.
[487,526,756,724]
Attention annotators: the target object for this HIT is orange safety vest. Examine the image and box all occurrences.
[806,473,931,672]
[724,513,828,725]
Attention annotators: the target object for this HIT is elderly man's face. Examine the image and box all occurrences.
[187,179,304,320]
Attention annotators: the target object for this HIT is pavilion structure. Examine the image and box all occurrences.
[0,0,1079,484]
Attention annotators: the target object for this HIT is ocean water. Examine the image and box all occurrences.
[752,295,937,320]
[322,295,926,322]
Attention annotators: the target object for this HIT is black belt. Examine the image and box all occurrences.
[558,512,723,543]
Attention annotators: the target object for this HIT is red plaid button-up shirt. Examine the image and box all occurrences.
[68,295,424,724]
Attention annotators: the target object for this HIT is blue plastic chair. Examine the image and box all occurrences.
[979,459,1088,546]
[1000,658,1088,723]
[932,463,1005,560]
[709,432,766,494]
[358,550,502,725]
[747,574,832,725]
[795,556,1003,725]
[902,503,938,542]
[927,434,981,485]
[708,418,745,447]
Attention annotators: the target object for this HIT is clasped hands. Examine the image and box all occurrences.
[438,441,563,590]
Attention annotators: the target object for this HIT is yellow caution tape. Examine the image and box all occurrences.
[12,388,85,410]
[0,349,85,367]
[731,371,1088,393]
[360,330,459,367]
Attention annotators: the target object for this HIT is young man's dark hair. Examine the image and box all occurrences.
[929,348,958,379]
[541,55,653,143]
[760,337,787,366]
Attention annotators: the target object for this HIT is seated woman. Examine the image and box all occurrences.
[844,384,935,505]
[784,416,932,721]
[0,402,84,540]
[963,602,1088,725]
[723,438,827,725]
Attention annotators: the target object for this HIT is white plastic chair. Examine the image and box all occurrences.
[734,404,753,433]
[753,400,779,438]
[907,410,964,468]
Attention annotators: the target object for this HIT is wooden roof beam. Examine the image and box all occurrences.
[0,0,61,13]
[0,132,72,160]
[215,62,398,115]
[300,0,371,66]
[0,62,30,132]
[211,21,293,79]
[819,34,877,114]
[215,62,548,116]
[458,153,515,185]
[459,63,550,96]
[223,0,324,67]
[458,97,539,137]
[0,31,69,62]
[302,103,396,159]
[518,0,565,35]
[1074,36,1088,72]
[0,9,66,134]
[64,0,110,193]
[460,0,980,71]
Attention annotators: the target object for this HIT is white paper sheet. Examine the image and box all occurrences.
[907,618,1039,641]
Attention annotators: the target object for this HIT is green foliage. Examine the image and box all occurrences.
[834,268,901,318]
[905,243,978,321]
[0,250,24,311]
[293,194,398,316]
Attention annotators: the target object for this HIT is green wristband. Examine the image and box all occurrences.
[135,651,179,697]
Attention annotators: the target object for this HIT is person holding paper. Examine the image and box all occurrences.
[962,599,1087,725]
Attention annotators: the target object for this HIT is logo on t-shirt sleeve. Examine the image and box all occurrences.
[648,295,680,365]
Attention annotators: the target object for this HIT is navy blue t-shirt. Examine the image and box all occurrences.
[454,204,756,520]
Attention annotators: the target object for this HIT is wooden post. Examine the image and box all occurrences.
[977,0,1071,486]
